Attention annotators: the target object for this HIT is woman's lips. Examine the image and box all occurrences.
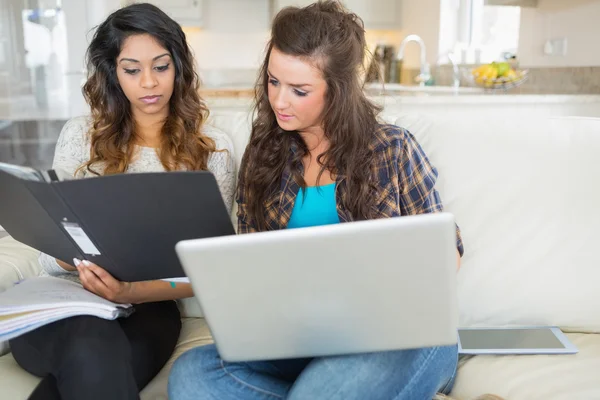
[140,95,161,104]
[276,112,294,121]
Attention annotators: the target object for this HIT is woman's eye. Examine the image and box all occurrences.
[155,64,170,72]
[124,69,139,75]
[294,89,307,97]
[268,78,279,86]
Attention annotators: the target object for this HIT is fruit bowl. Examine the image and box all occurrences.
[467,62,529,91]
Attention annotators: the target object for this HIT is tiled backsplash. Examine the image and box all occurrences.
[517,67,600,94]
[401,66,600,94]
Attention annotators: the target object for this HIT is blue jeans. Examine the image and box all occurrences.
[168,344,457,400]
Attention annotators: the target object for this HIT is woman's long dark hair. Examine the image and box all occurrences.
[78,2,214,176]
[240,0,382,230]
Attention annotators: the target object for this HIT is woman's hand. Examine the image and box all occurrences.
[74,258,133,304]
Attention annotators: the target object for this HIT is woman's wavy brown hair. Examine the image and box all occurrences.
[77,3,214,176]
[241,0,382,230]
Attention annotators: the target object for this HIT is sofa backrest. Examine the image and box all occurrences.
[396,113,600,333]
[208,109,600,332]
[207,110,254,171]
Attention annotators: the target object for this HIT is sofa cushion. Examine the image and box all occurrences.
[396,114,600,333]
[140,317,213,399]
[206,110,252,170]
[450,333,600,399]
[0,317,213,400]
[0,236,42,290]
[0,353,41,399]
[4,323,598,400]
[0,236,42,356]
[207,110,253,231]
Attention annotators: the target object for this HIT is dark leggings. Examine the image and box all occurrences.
[9,301,181,400]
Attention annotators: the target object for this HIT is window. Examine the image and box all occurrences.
[454,0,521,64]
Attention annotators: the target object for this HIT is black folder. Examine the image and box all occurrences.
[0,167,235,282]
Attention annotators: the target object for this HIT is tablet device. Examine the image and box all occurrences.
[458,326,578,355]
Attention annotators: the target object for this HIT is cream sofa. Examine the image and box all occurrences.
[1,109,599,400]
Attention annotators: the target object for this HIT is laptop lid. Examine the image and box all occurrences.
[176,212,458,362]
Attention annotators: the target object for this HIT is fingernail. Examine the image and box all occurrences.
[73,258,81,267]
[82,260,91,266]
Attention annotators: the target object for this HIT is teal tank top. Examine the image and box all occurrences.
[287,183,340,229]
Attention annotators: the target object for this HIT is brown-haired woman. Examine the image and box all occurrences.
[8,3,234,400]
[169,1,463,399]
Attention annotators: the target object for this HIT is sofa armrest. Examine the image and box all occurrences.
[0,236,42,291]
[0,236,42,356]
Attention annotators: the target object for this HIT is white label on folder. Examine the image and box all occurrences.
[62,222,101,255]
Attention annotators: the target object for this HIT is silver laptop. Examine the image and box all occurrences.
[175,212,458,362]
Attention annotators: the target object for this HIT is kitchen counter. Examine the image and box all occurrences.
[370,93,600,105]
[200,83,600,105]
[199,86,254,98]
[202,90,600,112]
[2,84,600,120]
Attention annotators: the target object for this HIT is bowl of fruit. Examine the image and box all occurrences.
[468,62,528,91]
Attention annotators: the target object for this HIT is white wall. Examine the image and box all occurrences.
[399,0,441,69]
[188,0,409,83]
[518,0,600,67]
[184,0,271,71]
[438,0,462,60]
[62,0,122,73]
[187,0,408,72]
[59,0,427,82]
[61,0,270,73]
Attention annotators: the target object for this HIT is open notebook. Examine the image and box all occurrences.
[0,277,133,342]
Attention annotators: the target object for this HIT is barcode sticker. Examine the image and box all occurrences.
[61,222,101,255]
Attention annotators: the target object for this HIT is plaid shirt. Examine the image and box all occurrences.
[237,124,464,256]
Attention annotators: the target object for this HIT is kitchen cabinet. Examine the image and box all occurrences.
[484,0,538,6]
[271,0,401,30]
[270,0,316,17]
[272,0,315,8]
[137,0,204,27]
[343,0,401,30]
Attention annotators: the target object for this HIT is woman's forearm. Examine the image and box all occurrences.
[128,280,193,304]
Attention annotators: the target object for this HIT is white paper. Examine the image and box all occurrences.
[0,277,132,342]
[0,162,46,182]
[0,277,128,313]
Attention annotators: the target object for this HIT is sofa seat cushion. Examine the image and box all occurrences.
[0,317,213,400]
[451,333,600,400]
[140,318,213,399]
[2,327,597,399]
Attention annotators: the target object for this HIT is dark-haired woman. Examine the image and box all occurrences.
[9,3,234,400]
[169,1,462,400]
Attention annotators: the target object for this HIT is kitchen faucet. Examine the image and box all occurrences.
[437,52,461,89]
[396,34,431,87]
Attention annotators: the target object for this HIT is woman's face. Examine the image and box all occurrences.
[267,47,327,135]
[116,33,175,118]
